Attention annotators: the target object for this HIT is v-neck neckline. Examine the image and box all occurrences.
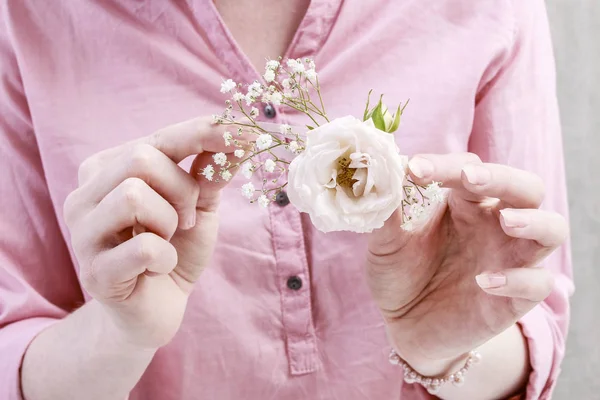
[189,0,343,83]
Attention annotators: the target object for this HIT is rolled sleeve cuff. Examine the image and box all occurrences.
[0,318,60,400]
[518,305,561,400]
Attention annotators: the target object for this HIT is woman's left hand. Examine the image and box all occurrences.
[366,152,568,373]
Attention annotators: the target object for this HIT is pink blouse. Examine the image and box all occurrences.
[0,1,573,399]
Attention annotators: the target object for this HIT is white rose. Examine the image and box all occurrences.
[287,116,406,233]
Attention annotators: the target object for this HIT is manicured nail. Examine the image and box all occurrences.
[500,209,528,228]
[476,273,507,289]
[462,164,491,186]
[183,212,197,230]
[408,157,434,179]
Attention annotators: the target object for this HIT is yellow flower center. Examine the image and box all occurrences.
[336,157,358,189]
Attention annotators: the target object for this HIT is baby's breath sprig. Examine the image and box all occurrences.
[207,57,322,207]
[400,181,445,231]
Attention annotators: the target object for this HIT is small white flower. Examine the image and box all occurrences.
[282,79,291,90]
[213,152,227,166]
[409,203,425,219]
[264,69,275,83]
[424,182,444,204]
[250,107,259,118]
[286,58,305,74]
[279,124,292,135]
[223,131,233,146]
[212,114,223,124]
[401,220,415,231]
[221,169,233,181]
[305,69,317,81]
[307,59,316,70]
[288,141,300,153]
[269,91,283,106]
[261,92,272,104]
[201,164,215,181]
[257,194,270,208]
[405,186,415,199]
[220,79,236,93]
[241,182,255,199]
[245,81,263,105]
[264,159,276,173]
[266,60,280,70]
[256,134,273,150]
[241,162,253,179]
[248,81,263,95]
[234,149,245,158]
[232,92,244,102]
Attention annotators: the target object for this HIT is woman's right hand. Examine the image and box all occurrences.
[63,117,238,350]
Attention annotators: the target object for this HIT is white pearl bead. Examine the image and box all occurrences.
[453,374,465,387]
[471,352,482,363]
[389,353,401,365]
[427,385,441,394]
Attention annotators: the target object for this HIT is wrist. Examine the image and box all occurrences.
[94,301,161,354]
[396,349,471,377]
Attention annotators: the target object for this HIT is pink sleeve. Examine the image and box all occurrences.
[0,10,84,400]
[469,1,573,399]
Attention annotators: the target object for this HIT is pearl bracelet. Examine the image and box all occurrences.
[388,349,482,395]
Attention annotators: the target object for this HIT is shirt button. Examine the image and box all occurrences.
[287,276,303,291]
[275,191,290,206]
[264,104,276,119]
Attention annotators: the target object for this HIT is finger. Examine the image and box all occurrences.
[499,208,569,248]
[407,153,482,188]
[143,116,254,163]
[475,267,554,303]
[87,232,178,289]
[77,116,252,185]
[85,178,178,245]
[78,144,200,230]
[461,163,545,209]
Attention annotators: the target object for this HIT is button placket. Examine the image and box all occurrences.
[259,127,318,375]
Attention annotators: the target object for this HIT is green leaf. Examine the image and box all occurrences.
[363,89,374,121]
[370,95,386,131]
[306,125,315,130]
[388,103,402,133]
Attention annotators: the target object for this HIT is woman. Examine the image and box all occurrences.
[0,0,572,399]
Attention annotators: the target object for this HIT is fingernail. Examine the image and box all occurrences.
[408,157,434,179]
[462,164,491,186]
[183,212,197,230]
[476,273,507,289]
[500,209,528,228]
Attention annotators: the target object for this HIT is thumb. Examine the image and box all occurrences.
[168,152,236,289]
[368,208,408,254]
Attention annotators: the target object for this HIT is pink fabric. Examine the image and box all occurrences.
[0,1,572,399]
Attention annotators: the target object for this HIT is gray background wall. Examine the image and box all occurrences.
[546,1,600,398]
